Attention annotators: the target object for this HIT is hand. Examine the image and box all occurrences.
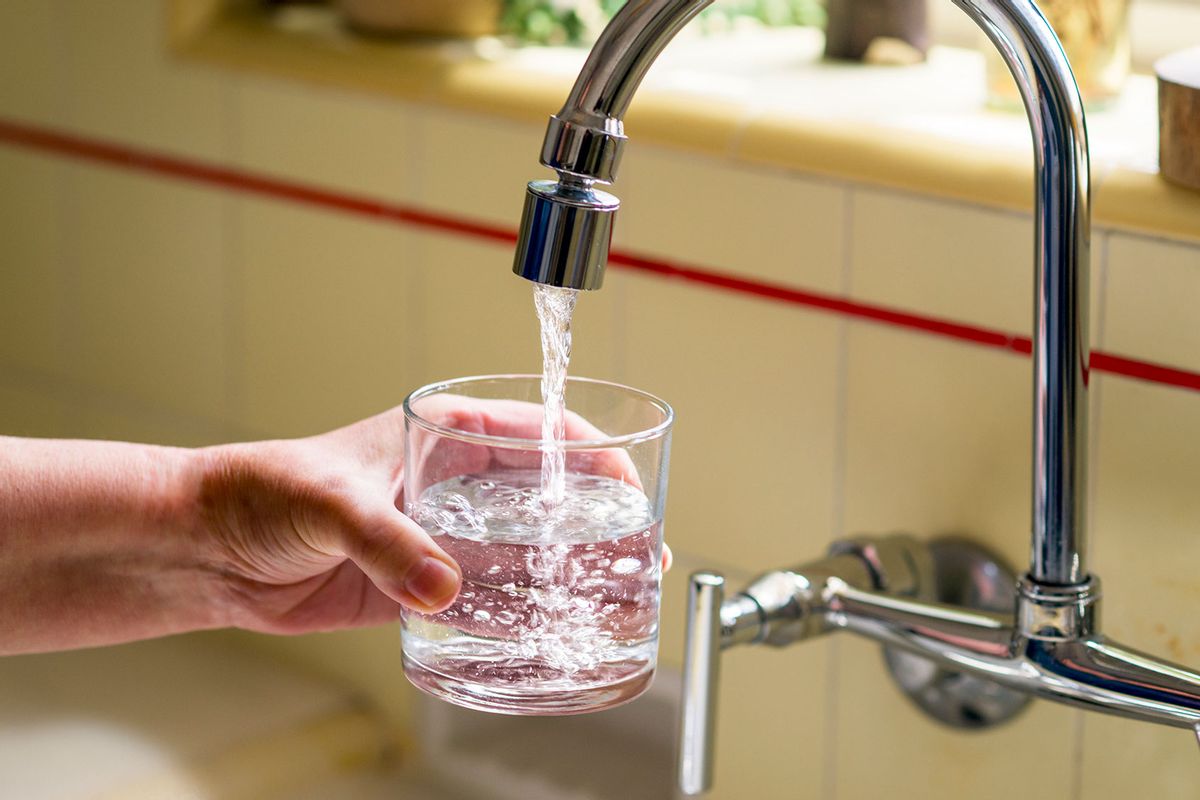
[201,399,671,637]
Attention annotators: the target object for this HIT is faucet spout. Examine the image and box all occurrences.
[1024,638,1200,728]
[516,0,1091,585]
[540,0,714,185]
[828,570,1200,729]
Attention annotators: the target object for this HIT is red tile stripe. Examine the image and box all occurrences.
[2,117,1197,395]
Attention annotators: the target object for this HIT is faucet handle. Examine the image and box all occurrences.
[679,572,725,796]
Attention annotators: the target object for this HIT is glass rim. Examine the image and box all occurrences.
[402,374,674,451]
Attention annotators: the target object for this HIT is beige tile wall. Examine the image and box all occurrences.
[0,1,68,127]
[2,3,1200,798]
[0,149,69,377]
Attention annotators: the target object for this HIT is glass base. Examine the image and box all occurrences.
[403,658,655,716]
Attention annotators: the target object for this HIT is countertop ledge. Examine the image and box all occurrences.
[175,4,1200,244]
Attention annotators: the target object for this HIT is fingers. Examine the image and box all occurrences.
[412,435,491,489]
[414,396,642,487]
[337,504,462,614]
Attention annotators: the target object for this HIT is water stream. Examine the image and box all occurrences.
[533,283,578,512]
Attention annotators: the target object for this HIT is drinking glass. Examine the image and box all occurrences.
[401,375,674,715]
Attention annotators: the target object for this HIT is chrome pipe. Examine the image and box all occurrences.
[834,595,1200,728]
[1021,638,1200,728]
[953,0,1091,587]
[829,581,1017,659]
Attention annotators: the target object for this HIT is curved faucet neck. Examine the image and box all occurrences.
[527,0,1091,586]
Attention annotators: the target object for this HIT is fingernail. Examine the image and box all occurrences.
[405,557,460,608]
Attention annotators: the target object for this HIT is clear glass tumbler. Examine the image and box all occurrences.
[401,375,673,715]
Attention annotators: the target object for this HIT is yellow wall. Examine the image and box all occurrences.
[2,2,1200,798]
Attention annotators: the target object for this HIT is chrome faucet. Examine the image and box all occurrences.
[510,0,1200,794]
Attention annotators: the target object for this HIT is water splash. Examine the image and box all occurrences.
[407,470,662,689]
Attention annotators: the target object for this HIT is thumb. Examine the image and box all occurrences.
[339,505,462,614]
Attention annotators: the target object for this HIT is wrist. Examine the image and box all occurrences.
[127,442,239,636]
[184,442,254,631]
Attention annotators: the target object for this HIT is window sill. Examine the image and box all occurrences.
[174,2,1200,243]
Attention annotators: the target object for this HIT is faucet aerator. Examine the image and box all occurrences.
[512,179,618,291]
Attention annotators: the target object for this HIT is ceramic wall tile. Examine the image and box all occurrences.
[842,324,1032,573]
[234,198,418,438]
[75,403,228,448]
[410,108,544,229]
[1079,376,1200,797]
[64,0,227,160]
[563,273,624,384]
[709,640,833,800]
[233,78,416,205]
[0,148,69,377]
[0,381,71,438]
[0,0,66,126]
[72,164,228,424]
[619,269,840,573]
[617,146,845,293]
[1104,233,1200,372]
[850,189,1033,334]
[833,637,1078,800]
[853,189,1107,351]
[1079,708,1198,800]
[409,231,596,388]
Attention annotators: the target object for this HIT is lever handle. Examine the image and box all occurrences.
[679,572,725,796]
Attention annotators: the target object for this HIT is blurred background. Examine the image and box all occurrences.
[1,1,1198,798]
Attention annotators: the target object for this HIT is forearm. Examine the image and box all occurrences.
[0,437,228,655]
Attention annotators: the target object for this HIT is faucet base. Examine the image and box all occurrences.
[882,538,1032,729]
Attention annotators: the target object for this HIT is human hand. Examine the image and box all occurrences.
[200,399,670,637]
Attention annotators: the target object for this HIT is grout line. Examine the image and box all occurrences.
[406,102,431,386]
[53,0,81,434]
[1075,710,1094,796]
[51,149,76,429]
[57,161,82,435]
[1088,230,1111,571]
[1,117,1197,395]
[1071,707,1088,800]
[221,72,243,437]
[1071,228,1110,799]
[822,185,856,800]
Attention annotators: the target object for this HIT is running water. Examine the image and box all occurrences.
[533,284,578,511]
